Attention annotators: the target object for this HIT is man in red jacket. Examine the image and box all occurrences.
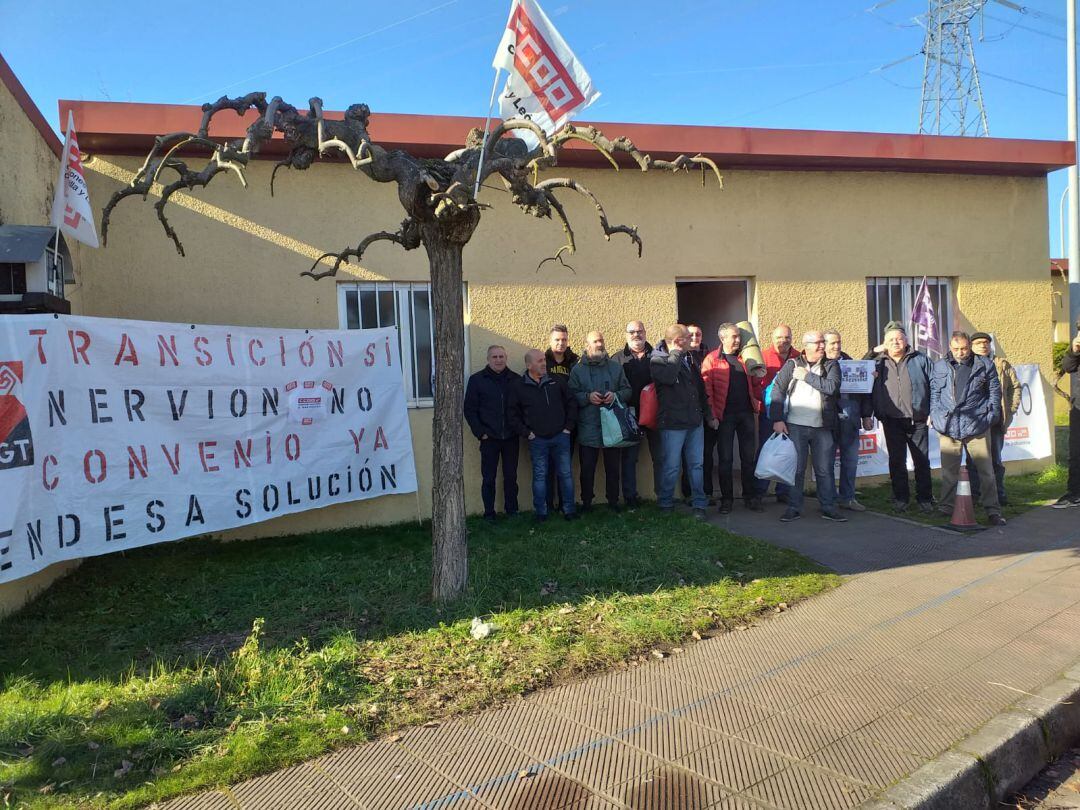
[702,324,764,514]
[754,324,797,502]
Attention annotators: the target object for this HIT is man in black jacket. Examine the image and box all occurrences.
[615,320,659,507]
[1054,327,1080,508]
[651,324,717,520]
[464,345,520,522]
[508,349,580,522]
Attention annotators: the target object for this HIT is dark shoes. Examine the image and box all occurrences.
[608,503,622,514]
[659,505,675,514]
[564,511,580,522]
[483,513,497,524]
[1052,493,1080,509]
[821,509,848,522]
[534,513,548,523]
[917,501,935,514]
[718,500,734,515]
[988,513,1007,526]
[892,500,909,513]
[747,498,765,513]
[693,508,708,521]
[780,508,801,523]
[625,496,642,509]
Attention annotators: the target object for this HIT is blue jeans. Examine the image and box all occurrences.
[659,424,707,509]
[529,433,575,516]
[786,422,837,514]
[756,411,791,499]
[834,397,862,503]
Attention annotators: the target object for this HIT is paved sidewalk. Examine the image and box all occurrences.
[162,503,1080,810]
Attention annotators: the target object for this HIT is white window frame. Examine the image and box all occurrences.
[337,281,469,409]
[866,276,954,357]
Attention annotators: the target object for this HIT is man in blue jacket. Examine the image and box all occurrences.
[464,345,520,522]
[930,331,1005,526]
[1053,327,1080,508]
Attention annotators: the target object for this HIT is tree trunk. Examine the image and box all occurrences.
[424,229,468,603]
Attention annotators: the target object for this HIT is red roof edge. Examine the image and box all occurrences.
[2,52,61,159]
[59,99,1075,177]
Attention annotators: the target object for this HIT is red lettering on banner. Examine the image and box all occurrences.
[199,441,219,472]
[67,141,84,174]
[285,433,301,461]
[1006,426,1029,440]
[248,338,266,366]
[327,340,344,368]
[83,449,106,483]
[63,208,82,229]
[30,329,48,364]
[509,4,585,120]
[157,334,179,367]
[68,330,91,364]
[374,426,390,451]
[42,455,58,490]
[859,434,878,455]
[128,446,148,479]
[234,438,253,468]
[364,344,376,366]
[194,336,213,366]
[114,333,139,366]
[349,428,365,453]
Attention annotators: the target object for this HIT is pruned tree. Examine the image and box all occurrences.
[101,93,721,603]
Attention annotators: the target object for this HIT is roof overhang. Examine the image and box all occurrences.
[60,100,1074,177]
[1,53,61,159]
[0,226,73,280]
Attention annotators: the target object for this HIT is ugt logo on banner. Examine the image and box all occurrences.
[0,362,33,471]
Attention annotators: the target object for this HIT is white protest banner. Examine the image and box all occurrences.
[49,111,99,249]
[1001,363,1052,462]
[839,360,874,394]
[492,0,600,147]
[0,315,416,583]
[834,420,942,479]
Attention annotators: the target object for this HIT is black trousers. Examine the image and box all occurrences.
[479,437,519,516]
[579,444,620,506]
[683,425,718,498]
[1069,406,1080,495]
[881,416,933,504]
[716,410,758,503]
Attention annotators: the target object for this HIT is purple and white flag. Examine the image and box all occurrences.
[911,276,943,355]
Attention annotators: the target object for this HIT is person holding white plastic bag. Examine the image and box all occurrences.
[768,331,846,523]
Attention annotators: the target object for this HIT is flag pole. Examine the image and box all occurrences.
[473,67,503,200]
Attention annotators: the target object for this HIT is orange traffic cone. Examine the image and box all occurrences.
[950,464,979,530]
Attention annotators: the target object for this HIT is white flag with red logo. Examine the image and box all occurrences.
[492,0,599,145]
[50,110,99,248]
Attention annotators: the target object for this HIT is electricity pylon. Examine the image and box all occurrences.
[918,0,991,136]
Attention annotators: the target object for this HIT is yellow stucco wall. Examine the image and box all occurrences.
[0,147,1056,613]
[0,75,57,228]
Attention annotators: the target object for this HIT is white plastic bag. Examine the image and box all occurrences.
[754,432,797,486]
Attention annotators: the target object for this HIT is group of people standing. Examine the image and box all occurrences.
[464,318,1053,526]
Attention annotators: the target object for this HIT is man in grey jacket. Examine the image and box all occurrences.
[1054,326,1080,507]
[769,331,846,523]
[868,325,935,513]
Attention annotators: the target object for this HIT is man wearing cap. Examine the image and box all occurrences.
[967,332,1020,506]
[868,322,935,512]
[930,331,1006,526]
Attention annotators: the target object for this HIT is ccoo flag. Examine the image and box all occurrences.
[492,0,600,145]
[911,276,943,355]
[50,111,99,248]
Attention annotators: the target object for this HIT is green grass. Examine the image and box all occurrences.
[0,507,838,809]
[857,426,1070,527]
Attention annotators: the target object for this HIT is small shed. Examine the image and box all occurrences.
[0,225,72,314]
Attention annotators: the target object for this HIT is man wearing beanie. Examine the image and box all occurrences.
[967,332,1020,505]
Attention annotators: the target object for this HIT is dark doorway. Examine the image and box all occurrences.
[676,279,750,352]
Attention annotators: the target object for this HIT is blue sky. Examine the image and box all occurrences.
[1,0,1071,252]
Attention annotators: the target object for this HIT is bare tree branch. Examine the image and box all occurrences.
[301,218,422,280]
[536,178,642,257]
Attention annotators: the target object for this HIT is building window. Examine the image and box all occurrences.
[0,263,27,295]
[337,282,468,407]
[866,276,953,356]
